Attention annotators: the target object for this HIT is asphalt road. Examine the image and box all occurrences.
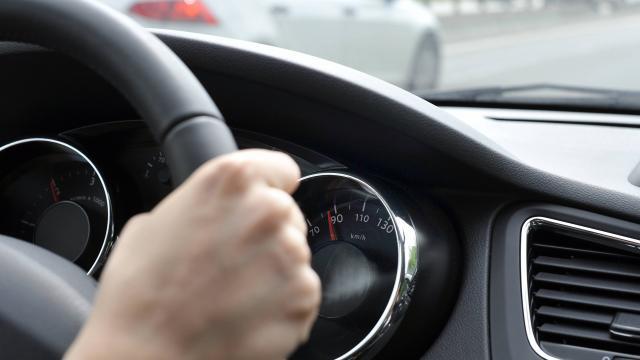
[440,12,640,91]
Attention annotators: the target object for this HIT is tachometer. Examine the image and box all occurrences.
[0,138,113,275]
[292,173,417,360]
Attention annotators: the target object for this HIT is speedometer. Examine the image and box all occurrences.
[292,173,417,360]
[0,138,113,275]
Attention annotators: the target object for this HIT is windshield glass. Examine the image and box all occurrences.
[109,0,640,107]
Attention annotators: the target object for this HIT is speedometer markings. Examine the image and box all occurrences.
[49,178,60,203]
[327,210,337,241]
[293,175,404,357]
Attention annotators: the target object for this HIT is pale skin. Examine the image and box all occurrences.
[65,149,322,360]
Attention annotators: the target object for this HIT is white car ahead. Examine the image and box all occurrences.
[103,0,441,90]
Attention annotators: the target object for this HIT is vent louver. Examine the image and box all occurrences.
[522,217,640,360]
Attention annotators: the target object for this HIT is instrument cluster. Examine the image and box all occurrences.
[0,122,457,359]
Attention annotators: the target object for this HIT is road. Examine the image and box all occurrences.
[440,12,640,91]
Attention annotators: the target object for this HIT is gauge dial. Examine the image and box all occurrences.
[143,150,171,186]
[128,148,172,210]
[292,173,403,360]
[0,139,112,274]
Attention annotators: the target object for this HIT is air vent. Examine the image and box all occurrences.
[522,217,640,360]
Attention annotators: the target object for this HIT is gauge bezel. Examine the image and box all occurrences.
[0,138,114,275]
[298,172,418,360]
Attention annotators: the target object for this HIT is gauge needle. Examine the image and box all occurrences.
[49,178,59,203]
[327,210,337,241]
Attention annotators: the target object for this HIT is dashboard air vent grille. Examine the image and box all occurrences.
[523,218,640,359]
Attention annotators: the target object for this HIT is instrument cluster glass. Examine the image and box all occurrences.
[0,139,112,274]
[292,173,403,360]
[0,133,416,360]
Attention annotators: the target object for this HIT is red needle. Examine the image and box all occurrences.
[49,178,59,203]
[327,210,337,241]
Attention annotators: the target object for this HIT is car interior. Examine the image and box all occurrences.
[1,0,640,360]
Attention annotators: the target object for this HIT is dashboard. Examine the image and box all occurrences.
[2,30,640,360]
[0,122,457,359]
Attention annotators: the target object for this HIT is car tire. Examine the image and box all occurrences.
[407,33,441,92]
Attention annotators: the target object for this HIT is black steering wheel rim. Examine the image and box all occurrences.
[0,0,238,357]
[0,0,238,183]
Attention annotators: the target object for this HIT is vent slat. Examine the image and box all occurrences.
[534,272,640,296]
[532,243,636,260]
[538,323,640,348]
[539,341,639,360]
[526,220,640,358]
[535,289,640,313]
[533,256,640,279]
[535,305,612,325]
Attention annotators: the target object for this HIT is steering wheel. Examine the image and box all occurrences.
[0,0,238,357]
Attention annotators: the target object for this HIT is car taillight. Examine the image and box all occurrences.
[129,0,218,25]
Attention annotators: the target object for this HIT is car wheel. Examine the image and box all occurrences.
[407,33,440,92]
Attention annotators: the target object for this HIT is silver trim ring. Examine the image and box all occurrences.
[520,216,640,360]
[0,138,114,275]
[298,172,417,360]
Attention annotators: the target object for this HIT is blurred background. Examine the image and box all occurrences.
[105,0,640,93]
[426,0,640,91]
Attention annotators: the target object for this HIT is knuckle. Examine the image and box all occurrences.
[279,229,311,265]
[215,155,244,173]
[243,188,301,243]
[294,267,322,304]
[284,267,322,322]
[202,156,254,190]
[306,268,323,303]
[271,249,292,275]
[264,230,309,276]
[261,250,289,280]
[290,206,307,234]
[228,159,254,185]
[275,151,300,176]
[255,189,296,224]
[268,189,296,214]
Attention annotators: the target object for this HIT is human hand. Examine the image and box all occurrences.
[66,149,321,360]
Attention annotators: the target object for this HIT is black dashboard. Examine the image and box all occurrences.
[0,121,459,359]
[2,30,640,360]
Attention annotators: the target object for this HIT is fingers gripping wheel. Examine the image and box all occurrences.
[0,0,236,357]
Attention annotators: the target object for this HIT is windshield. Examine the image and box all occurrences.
[109,0,640,109]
